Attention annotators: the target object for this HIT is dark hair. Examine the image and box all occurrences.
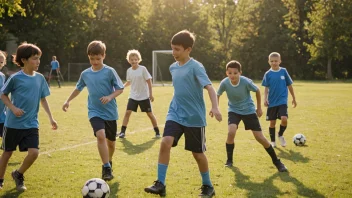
[171,30,195,49]
[87,40,106,55]
[15,43,42,67]
[226,60,242,72]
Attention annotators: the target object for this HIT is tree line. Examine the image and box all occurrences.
[0,0,351,80]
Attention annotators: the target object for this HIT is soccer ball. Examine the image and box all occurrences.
[293,134,306,146]
[81,178,110,198]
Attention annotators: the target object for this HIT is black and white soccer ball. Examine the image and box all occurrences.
[81,178,110,198]
[293,134,306,146]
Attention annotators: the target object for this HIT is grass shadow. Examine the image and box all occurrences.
[2,188,24,198]
[276,148,310,163]
[109,181,120,198]
[7,162,21,167]
[120,138,159,155]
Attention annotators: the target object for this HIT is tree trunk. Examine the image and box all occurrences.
[327,57,333,80]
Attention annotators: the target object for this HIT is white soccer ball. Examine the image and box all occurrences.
[81,178,110,198]
[293,134,306,146]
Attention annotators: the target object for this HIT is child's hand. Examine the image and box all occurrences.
[292,99,297,108]
[256,108,263,117]
[62,101,70,112]
[150,95,154,102]
[264,100,269,107]
[209,108,222,122]
[100,96,112,104]
[11,107,24,117]
[50,119,58,130]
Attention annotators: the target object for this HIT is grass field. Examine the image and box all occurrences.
[0,81,351,198]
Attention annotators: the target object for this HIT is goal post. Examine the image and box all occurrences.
[152,50,173,86]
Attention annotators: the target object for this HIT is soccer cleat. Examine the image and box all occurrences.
[155,133,161,138]
[274,159,288,172]
[118,132,125,138]
[11,170,27,191]
[199,185,215,197]
[224,160,233,167]
[271,142,276,148]
[144,180,166,196]
[102,166,114,181]
[278,136,287,147]
[0,182,3,190]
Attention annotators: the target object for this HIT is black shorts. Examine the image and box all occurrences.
[228,112,262,131]
[0,123,4,137]
[89,117,117,141]
[266,104,288,121]
[163,120,206,153]
[1,127,39,152]
[51,70,58,76]
[127,98,152,112]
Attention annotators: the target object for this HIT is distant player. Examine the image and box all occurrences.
[144,30,222,197]
[62,40,124,181]
[217,60,287,172]
[118,49,160,139]
[49,56,61,88]
[0,51,7,137]
[0,43,58,191]
[262,52,297,147]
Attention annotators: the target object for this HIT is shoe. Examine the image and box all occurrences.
[274,159,288,172]
[224,160,233,167]
[155,133,161,138]
[271,142,276,148]
[0,182,3,190]
[278,136,286,147]
[199,185,215,197]
[118,132,125,138]
[144,180,166,196]
[102,166,114,181]
[11,170,27,191]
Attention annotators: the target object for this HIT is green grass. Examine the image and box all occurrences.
[0,82,351,197]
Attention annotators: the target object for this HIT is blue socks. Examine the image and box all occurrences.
[201,171,213,187]
[157,163,168,185]
[103,162,111,168]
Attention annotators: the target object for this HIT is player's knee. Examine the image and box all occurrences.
[125,111,132,116]
[160,137,173,148]
[281,116,288,123]
[28,149,39,158]
[192,152,205,162]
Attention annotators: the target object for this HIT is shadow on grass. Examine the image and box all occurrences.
[2,188,24,198]
[276,148,310,163]
[8,162,21,167]
[120,138,159,155]
[230,167,324,197]
[109,181,120,198]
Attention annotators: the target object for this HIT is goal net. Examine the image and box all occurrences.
[152,50,174,86]
[67,63,91,82]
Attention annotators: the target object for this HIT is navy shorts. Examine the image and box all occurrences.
[89,117,117,141]
[228,112,262,131]
[51,69,58,76]
[0,123,4,137]
[1,127,39,152]
[163,120,206,153]
[266,104,288,121]
[127,98,152,112]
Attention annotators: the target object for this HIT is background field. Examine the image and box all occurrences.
[0,82,351,198]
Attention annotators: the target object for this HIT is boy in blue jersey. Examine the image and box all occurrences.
[62,40,124,181]
[144,30,222,197]
[48,56,61,88]
[217,60,287,172]
[0,43,58,191]
[0,51,7,137]
[262,52,297,147]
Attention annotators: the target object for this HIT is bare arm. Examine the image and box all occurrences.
[255,89,263,117]
[1,94,24,117]
[264,87,269,107]
[40,97,58,130]
[217,95,220,106]
[124,81,131,87]
[62,89,81,111]
[146,79,154,102]
[288,85,297,108]
[205,84,222,122]
[100,89,124,104]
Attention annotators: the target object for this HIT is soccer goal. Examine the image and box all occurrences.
[67,63,91,82]
[152,50,174,86]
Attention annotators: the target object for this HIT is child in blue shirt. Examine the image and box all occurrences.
[62,40,124,181]
[262,52,297,147]
[48,56,61,88]
[0,43,58,191]
[217,60,287,172]
[0,51,7,137]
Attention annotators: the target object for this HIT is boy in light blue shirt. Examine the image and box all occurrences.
[48,56,61,88]
[144,30,222,197]
[0,51,7,137]
[62,40,124,181]
[217,60,287,172]
[262,52,297,147]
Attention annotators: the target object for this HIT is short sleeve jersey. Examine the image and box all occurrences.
[126,65,152,100]
[76,65,124,120]
[261,67,293,107]
[217,76,258,115]
[166,58,211,127]
[0,72,6,123]
[51,60,60,70]
[1,71,50,129]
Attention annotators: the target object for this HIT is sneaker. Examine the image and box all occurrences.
[274,159,288,172]
[224,160,233,167]
[199,185,215,197]
[0,182,3,190]
[118,132,125,138]
[271,142,276,148]
[11,170,27,191]
[155,133,161,138]
[278,136,287,147]
[144,180,166,196]
[102,166,114,181]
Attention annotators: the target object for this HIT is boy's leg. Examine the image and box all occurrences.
[278,105,289,146]
[119,110,132,138]
[269,120,276,147]
[48,69,52,84]
[0,151,13,188]
[146,112,160,137]
[225,124,237,167]
[104,120,117,168]
[56,75,61,88]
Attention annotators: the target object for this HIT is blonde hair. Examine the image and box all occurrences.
[0,51,6,67]
[269,52,281,59]
[126,49,142,62]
